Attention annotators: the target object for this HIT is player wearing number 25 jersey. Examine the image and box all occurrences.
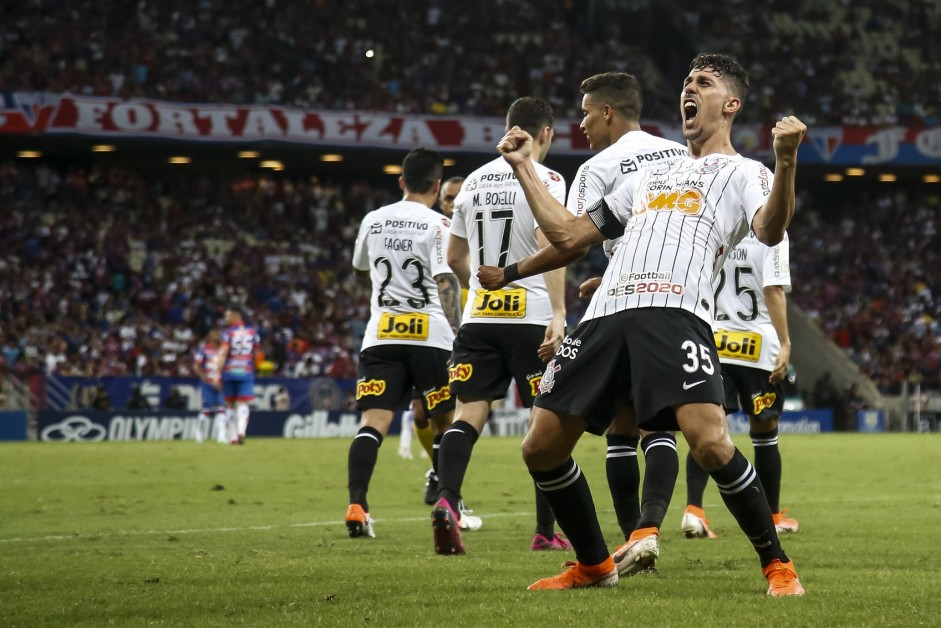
[218,306,259,444]
[344,148,462,540]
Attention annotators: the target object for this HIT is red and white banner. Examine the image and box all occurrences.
[2,92,938,164]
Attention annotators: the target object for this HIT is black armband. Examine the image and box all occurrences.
[503,262,522,283]
[586,199,626,240]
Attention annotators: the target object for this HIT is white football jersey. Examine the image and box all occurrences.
[583,153,774,326]
[566,131,687,259]
[452,157,567,325]
[714,231,791,370]
[353,201,455,351]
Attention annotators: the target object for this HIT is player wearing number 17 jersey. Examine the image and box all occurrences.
[345,147,463,540]
[432,96,569,555]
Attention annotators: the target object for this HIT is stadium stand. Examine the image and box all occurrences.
[2,0,937,124]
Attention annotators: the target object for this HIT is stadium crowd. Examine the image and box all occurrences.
[1,0,938,126]
[1,161,938,398]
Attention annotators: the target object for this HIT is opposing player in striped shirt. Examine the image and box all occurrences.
[496,53,806,596]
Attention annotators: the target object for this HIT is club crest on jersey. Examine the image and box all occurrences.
[714,329,762,362]
[539,360,561,394]
[356,378,386,399]
[471,289,526,318]
[425,385,451,410]
[696,157,724,175]
[449,363,473,383]
[752,392,777,415]
[377,313,429,340]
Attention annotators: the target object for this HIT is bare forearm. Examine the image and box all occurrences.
[511,160,596,253]
[437,273,463,336]
[764,286,790,348]
[752,163,796,246]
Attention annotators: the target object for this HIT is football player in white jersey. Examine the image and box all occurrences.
[480,73,689,554]
[682,232,799,538]
[429,97,568,556]
[345,148,463,540]
[496,53,806,596]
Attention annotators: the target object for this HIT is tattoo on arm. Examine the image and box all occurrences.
[437,273,463,336]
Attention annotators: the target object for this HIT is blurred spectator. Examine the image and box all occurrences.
[91,385,111,410]
[127,385,151,410]
[272,385,290,411]
[1,1,936,125]
[164,386,188,410]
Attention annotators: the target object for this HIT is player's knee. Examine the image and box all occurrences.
[749,413,779,433]
[689,434,734,471]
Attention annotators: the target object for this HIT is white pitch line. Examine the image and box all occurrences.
[1,493,937,545]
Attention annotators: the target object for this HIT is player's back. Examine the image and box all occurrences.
[715,231,791,369]
[195,342,221,380]
[353,200,454,351]
[567,130,687,215]
[221,325,258,376]
[452,157,566,325]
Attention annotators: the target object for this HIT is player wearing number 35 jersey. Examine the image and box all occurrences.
[344,148,462,540]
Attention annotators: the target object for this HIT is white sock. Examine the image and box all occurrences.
[196,412,208,444]
[217,408,233,443]
[399,409,414,457]
[236,402,250,438]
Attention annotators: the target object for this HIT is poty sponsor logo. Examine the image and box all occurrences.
[40,416,107,442]
[356,379,386,399]
[752,392,777,415]
[528,374,542,397]
[424,385,451,410]
[449,363,473,382]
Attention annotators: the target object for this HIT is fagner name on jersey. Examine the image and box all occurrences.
[384,237,413,251]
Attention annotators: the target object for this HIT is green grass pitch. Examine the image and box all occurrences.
[1,433,939,626]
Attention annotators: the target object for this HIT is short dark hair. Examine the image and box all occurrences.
[443,176,464,187]
[506,97,554,139]
[689,53,749,101]
[402,148,444,194]
[225,304,244,317]
[579,72,643,121]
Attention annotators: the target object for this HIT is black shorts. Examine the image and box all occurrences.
[449,323,548,408]
[356,345,455,416]
[534,308,724,434]
[721,362,784,421]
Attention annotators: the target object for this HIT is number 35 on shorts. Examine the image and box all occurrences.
[680,340,715,375]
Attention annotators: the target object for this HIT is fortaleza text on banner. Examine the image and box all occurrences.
[3,92,940,164]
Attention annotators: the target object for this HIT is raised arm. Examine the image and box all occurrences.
[752,116,806,246]
[498,127,606,254]
[535,228,567,362]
